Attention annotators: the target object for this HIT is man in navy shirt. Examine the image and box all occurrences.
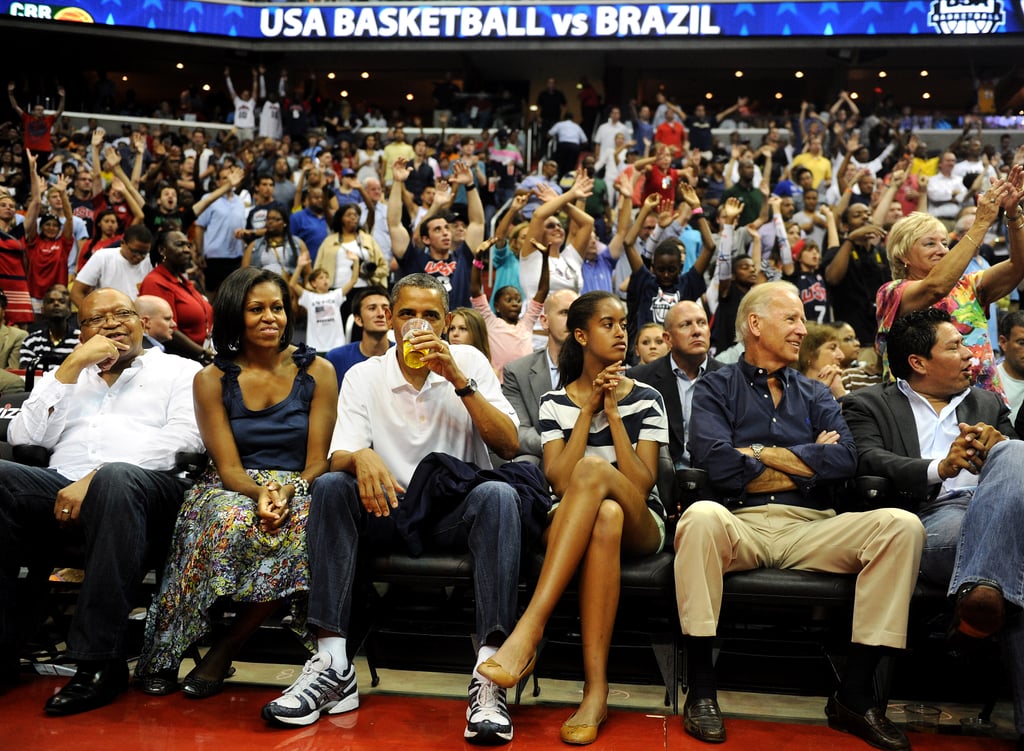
[623,190,714,363]
[674,281,925,751]
[290,186,330,264]
[324,286,392,390]
[388,157,483,310]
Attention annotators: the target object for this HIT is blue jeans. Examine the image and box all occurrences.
[0,460,186,661]
[306,471,522,644]
[940,440,1024,733]
[917,494,970,587]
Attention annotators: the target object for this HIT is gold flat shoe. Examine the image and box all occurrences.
[560,711,607,745]
[477,652,536,689]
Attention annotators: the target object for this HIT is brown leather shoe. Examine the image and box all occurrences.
[683,696,726,743]
[955,582,1005,639]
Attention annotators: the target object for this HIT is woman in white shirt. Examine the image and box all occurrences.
[312,203,388,292]
[519,174,594,303]
[355,133,383,185]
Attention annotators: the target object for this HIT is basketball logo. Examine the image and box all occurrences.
[52,7,94,23]
[928,0,1005,33]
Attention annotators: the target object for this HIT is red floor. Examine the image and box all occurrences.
[2,675,1016,751]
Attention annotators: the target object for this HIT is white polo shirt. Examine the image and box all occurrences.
[331,343,519,488]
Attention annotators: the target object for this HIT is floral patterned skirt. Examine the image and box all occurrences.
[135,467,315,676]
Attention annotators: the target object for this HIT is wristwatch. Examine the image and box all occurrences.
[454,378,478,398]
[751,443,765,462]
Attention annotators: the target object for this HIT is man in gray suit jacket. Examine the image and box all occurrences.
[501,289,577,462]
[843,308,1024,749]
[628,300,722,469]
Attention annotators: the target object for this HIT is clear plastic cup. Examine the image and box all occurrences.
[401,318,432,369]
[904,704,941,733]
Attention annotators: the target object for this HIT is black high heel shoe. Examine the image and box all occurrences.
[138,668,180,696]
[180,664,237,699]
[137,644,206,696]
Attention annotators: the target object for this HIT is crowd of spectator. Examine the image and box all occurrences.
[4,73,1024,474]
[4,70,1024,751]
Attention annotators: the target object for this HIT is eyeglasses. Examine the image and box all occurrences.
[544,222,563,230]
[80,309,138,329]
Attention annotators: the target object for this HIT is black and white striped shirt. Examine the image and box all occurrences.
[538,381,669,518]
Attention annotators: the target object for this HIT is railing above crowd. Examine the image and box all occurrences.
[56,110,1020,164]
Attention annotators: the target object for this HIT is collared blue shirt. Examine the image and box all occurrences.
[546,349,560,390]
[672,355,708,468]
[581,248,615,294]
[688,357,857,509]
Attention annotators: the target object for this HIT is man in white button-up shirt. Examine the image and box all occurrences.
[0,288,202,716]
[262,273,526,745]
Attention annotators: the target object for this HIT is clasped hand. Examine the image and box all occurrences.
[584,362,625,416]
[938,422,1006,479]
[257,482,290,533]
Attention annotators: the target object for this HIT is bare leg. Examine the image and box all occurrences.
[187,600,282,681]
[483,456,658,681]
[572,500,624,727]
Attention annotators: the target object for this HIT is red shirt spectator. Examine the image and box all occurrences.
[7,83,65,160]
[26,223,74,300]
[139,245,213,347]
[654,111,686,159]
[642,151,680,205]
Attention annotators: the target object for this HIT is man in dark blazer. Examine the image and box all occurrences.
[843,308,1024,749]
[501,289,577,463]
[628,300,723,468]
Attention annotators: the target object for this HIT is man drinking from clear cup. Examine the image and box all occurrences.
[262,273,529,747]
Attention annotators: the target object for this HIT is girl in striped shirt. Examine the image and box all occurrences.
[479,291,668,744]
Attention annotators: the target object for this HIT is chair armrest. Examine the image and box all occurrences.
[855,475,892,503]
[175,451,209,482]
[675,468,708,492]
[670,467,709,522]
[837,475,894,512]
[12,444,52,467]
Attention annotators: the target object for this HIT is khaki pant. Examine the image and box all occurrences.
[673,502,925,649]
